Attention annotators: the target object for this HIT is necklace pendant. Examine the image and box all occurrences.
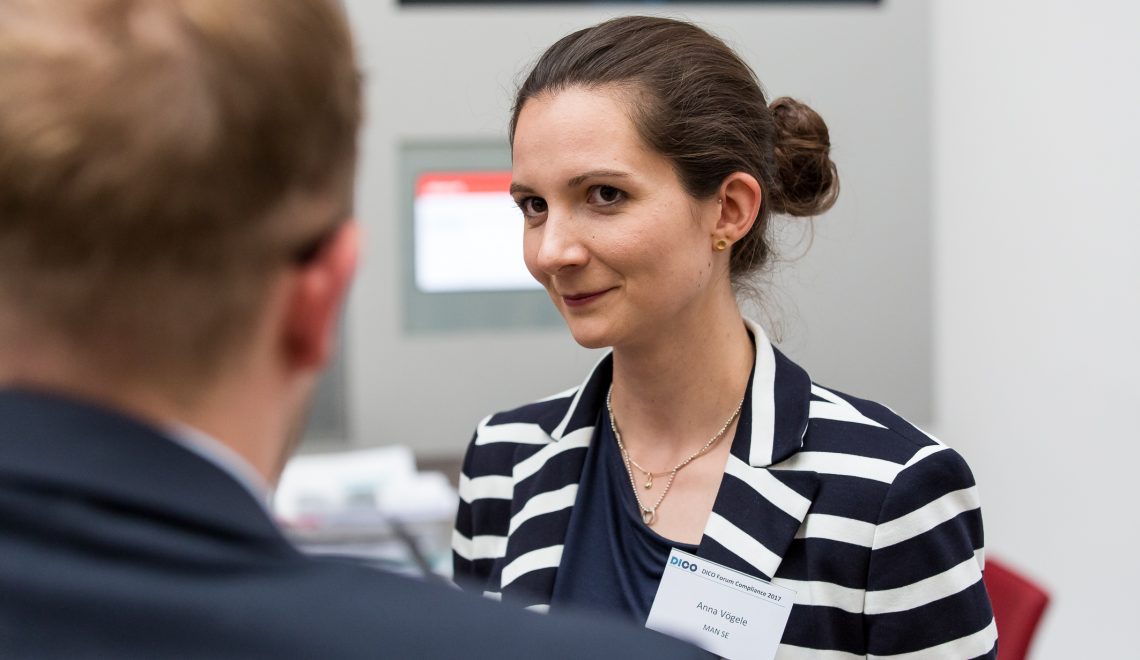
[644,473,653,489]
[642,509,657,526]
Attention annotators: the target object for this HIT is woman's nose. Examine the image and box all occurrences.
[533,211,589,274]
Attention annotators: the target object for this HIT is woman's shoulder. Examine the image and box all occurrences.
[784,386,993,658]
[459,384,595,485]
[462,383,594,458]
[481,385,580,427]
[470,350,614,443]
[792,381,978,490]
[784,382,984,566]
[471,385,583,439]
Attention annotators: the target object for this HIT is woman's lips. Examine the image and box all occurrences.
[561,288,613,308]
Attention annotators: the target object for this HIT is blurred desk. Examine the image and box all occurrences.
[286,516,454,580]
[275,446,460,580]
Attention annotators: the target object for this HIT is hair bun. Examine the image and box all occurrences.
[768,96,839,217]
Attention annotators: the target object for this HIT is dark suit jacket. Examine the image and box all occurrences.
[0,389,705,659]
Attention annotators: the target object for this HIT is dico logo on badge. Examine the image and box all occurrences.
[669,556,698,572]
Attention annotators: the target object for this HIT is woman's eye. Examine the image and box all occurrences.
[516,196,548,218]
[587,185,625,206]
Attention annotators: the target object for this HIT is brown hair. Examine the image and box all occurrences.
[509,16,838,283]
[0,0,360,388]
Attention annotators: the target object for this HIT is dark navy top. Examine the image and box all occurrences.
[549,404,703,624]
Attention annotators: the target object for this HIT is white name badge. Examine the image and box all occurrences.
[645,549,796,660]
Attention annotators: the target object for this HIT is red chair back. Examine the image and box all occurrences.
[984,557,1050,660]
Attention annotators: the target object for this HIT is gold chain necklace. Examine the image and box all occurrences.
[606,384,744,526]
[627,458,670,490]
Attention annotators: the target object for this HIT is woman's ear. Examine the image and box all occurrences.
[715,172,762,243]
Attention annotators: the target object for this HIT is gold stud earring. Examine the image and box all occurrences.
[714,238,729,252]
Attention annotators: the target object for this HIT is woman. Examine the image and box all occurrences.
[454,16,996,658]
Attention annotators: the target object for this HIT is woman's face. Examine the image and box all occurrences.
[511,86,725,351]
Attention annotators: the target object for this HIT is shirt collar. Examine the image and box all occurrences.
[164,421,272,511]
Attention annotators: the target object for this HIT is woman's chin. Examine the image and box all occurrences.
[564,322,615,350]
[571,336,610,350]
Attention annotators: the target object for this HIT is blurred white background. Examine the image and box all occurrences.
[934,2,1139,657]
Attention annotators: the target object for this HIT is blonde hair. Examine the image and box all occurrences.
[0,0,361,387]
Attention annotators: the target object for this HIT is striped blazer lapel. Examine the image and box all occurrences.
[698,320,820,580]
[497,354,613,608]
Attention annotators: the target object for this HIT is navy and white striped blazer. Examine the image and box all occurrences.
[454,320,997,658]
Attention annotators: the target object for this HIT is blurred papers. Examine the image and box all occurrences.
[273,446,458,578]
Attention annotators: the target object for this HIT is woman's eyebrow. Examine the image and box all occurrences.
[567,170,630,188]
[510,170,631,195]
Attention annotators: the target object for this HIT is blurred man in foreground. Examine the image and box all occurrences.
[0,1,703,657]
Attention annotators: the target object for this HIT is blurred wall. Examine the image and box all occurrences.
[339,0,933,456]
[933,1,1140,657]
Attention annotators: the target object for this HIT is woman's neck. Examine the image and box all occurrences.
[609,296,754,458]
